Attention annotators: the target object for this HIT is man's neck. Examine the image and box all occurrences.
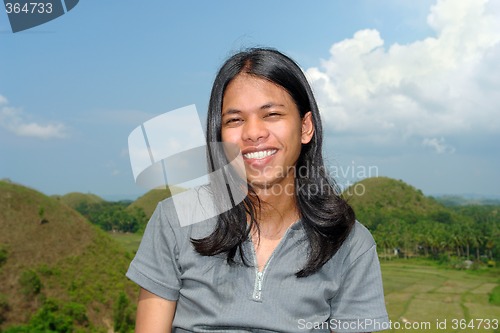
[250,183,300,240]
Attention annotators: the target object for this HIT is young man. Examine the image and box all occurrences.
[127,48,389,332]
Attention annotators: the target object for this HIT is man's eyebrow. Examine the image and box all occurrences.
[222,109,241,116]
[260,103,285,110]
[222,103,285,115]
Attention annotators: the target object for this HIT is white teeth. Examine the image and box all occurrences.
[243,149,277,160]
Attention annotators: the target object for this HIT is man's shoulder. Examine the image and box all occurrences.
[330,220,376,269]
[155,186,219,237]
[348,220,376,248]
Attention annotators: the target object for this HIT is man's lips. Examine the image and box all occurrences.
[242,149,278,160]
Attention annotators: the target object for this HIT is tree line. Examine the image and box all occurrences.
[363,205,500,264]
[74,201,147,233]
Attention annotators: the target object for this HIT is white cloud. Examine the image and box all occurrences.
[422,137,455,154]
[306,0,500,151]
[0,98,68,139]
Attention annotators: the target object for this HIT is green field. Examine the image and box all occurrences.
[382,260,499,332]
[111,233,499,332]
[108,231,142,254]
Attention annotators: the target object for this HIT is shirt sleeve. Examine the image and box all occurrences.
[329,240,390,332]
[126,202,181,301]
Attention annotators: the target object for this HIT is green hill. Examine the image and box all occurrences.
[343,177,448,229]
[52,192,105,209]
[0,181,137,331]
[127,186,184,219]
[342,177,500,262]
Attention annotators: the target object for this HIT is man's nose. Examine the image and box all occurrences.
[242,117,269,142]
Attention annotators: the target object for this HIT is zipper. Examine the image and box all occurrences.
[249,225,296,302]
[254,271,263,300]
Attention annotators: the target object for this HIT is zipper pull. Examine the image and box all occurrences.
[254,271,263,300]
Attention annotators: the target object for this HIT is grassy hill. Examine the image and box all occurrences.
[343,177,457,230]
[52,192,105,208]
[52,192,105,209]
[0,180,138,331]
[342,177,500,262]
[126,186,183,219]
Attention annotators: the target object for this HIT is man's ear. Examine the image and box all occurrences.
[301,111,315,144]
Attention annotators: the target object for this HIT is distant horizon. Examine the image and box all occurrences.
[3,176,500,203]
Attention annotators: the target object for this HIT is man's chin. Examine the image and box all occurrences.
[247,178,289,191]
[248,181,272,190]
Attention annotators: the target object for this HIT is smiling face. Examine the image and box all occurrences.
[221,74,314,191]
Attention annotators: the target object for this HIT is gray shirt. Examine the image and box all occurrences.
[126,197,390,332]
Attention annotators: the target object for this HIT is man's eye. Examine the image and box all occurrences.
[266,112,282,118]
[225,118,242,125]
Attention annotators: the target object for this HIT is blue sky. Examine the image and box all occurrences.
[1,0,499,200]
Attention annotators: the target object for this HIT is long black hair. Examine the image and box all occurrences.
[192,48,355,277]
